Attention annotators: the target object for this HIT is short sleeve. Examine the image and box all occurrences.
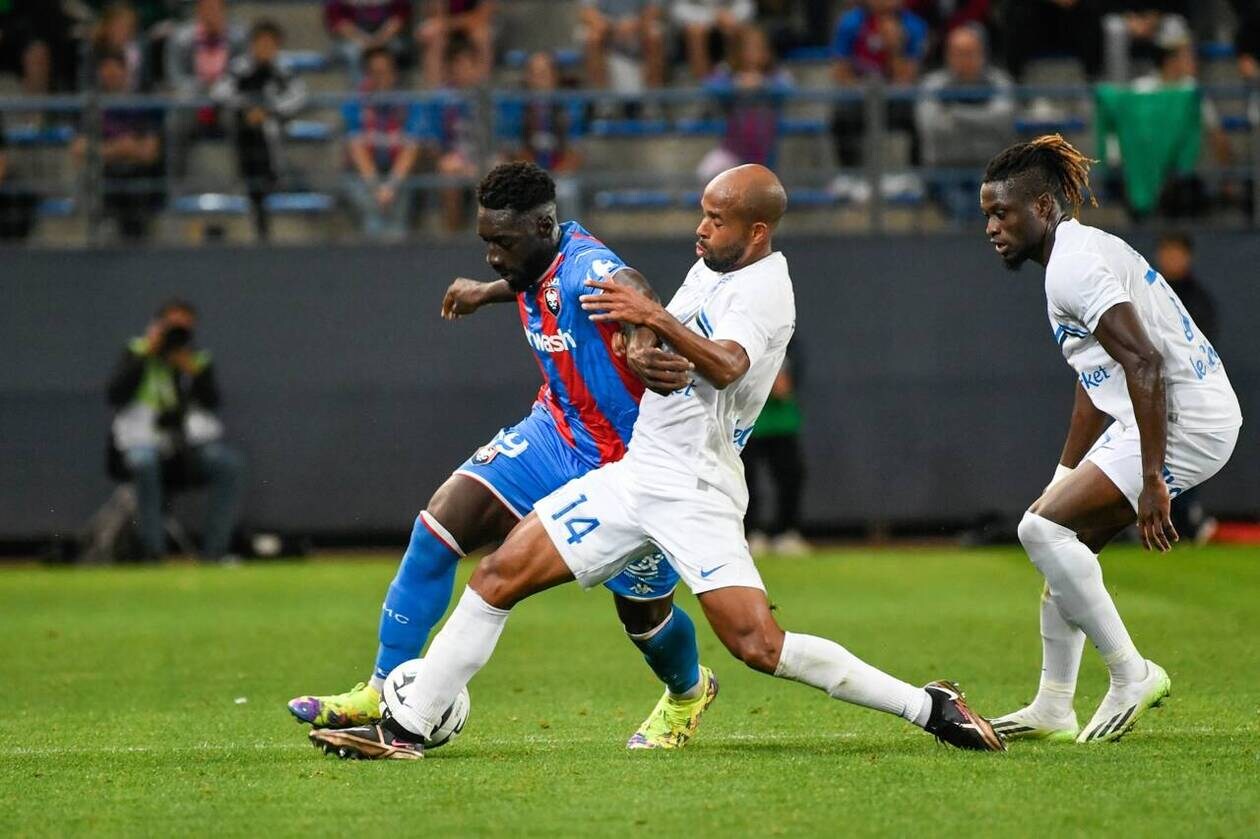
[1046,251,1131,332]
[404,104,425,139]
[902,12,928,60]
[709,276,792,369]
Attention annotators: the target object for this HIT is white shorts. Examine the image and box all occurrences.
[534,458,765,596]
[1085,422,1240,511]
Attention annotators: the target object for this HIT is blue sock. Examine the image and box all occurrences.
[373,513,462,682]
[629,606,702,696]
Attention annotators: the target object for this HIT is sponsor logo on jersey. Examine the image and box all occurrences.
[525,327,577,354]
[544,284,562,316]
[1079,365,1112,390]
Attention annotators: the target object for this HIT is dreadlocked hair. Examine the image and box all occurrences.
[983,134,1098,215]
[477,161,556,213]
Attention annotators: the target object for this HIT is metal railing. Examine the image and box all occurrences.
[0,81,1256,246]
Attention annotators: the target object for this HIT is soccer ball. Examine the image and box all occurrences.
[381,658,470,749]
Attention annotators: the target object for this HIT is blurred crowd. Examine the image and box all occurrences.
[0,0,1258,242]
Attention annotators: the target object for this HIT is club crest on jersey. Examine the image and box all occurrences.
[470,445,499,465]
[544,284,562,316]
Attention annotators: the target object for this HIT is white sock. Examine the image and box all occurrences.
[393,587,510,738]
[1018,512,1146,689]
[369,675,385,693]
[1032,584,1084,718]
[773,631,932,728]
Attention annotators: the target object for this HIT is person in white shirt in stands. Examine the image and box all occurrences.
[310,164,1006,760]
[979,135,1242,744]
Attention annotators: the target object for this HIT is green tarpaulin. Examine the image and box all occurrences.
[1094,84,1202,214]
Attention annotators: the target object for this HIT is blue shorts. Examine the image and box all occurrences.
[454,403,679,601]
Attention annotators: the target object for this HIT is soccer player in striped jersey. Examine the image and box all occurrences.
[288,162,715,750]
[979,136,1242,743]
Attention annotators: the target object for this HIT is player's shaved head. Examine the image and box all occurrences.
[695,165,786,273]
[706,164,787,229]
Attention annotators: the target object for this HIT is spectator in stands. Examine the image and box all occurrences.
[1002,0,1103,81]
[325,0,413,85]
[514,51,582,174]
[416,0,494,88]
[1235,3,1260,81]
[343,46,421,241]
[166,0,245,101]
[82,0,180,87]
[743,352,808,557]
[0,112,37,241]
[579,0,665,90]
[914,23,1014,220]
[0,0,78,97]
[903,0,992,64]
[1101,1,1190,82]
[427,34,481,232]
[1130,20,1232,213]
[673,0,755,81]
[829,0,928,201]
[88,1,147,92]
[755,0,835,54]
[1154,231,1219,543]
[73,51,164,240]
[698,26,793,182]
[107,299,244,562]
[213,20,308,242]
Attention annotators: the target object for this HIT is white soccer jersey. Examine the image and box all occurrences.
[626,251,796,509]
[1044,219,1242,432]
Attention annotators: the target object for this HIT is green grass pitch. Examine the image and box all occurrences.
[4,546,1259,836]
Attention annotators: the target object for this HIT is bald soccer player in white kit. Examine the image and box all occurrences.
[310,164,1006,759]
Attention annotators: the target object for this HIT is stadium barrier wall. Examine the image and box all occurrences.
[2,233,1256,540]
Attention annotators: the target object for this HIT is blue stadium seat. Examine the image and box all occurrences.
[787,188,838,208]
[1221,114,1251,132]
[674,117,725,136]
[264,192,335,214]
[594,189,673,210]
[783,46,831,63]
[589,118,670,137]
[1199,42,1236,61]
[172,194,249,215]
[1015,117,1087,135]
[504,48,583,70]
[278,50,331,74]
[5,125,75,147]
[779,117,827,136]
[285,120,333,142]
[37,197,76,217]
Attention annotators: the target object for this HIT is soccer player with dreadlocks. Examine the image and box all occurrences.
[979,135,1242,743]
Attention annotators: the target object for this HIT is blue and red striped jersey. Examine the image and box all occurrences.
[517,221,645,467]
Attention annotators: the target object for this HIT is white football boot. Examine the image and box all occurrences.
[1076,660,1171,744]
[990,704,1080,743]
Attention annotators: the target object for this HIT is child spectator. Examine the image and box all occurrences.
[89,2,146,92]
[829,0,927,200]
[343,46,422,240]
[213,20,308,241]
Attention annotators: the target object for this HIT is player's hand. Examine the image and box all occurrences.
[580,279,661,326]
[1137,477,1178,552]
[627,345,693,395]
[442,278,488,320]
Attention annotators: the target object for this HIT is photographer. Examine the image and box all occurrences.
[106,299,243,561]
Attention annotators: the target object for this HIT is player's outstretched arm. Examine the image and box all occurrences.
[441,278,516,320]
[1093,302,1175,551]
[581,278,749,389]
